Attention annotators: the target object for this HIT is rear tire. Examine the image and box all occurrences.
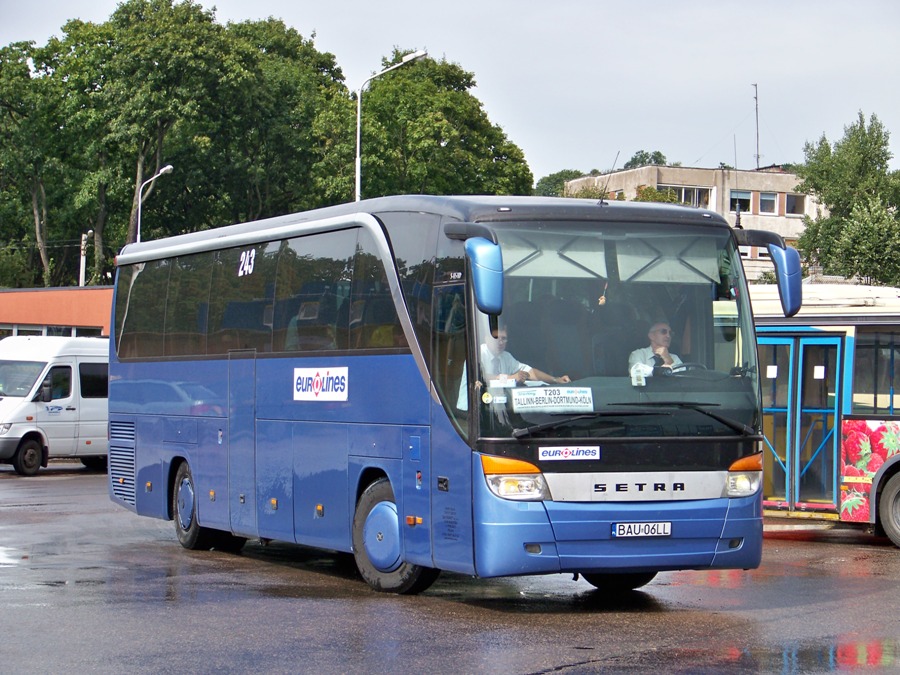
[582,571,657,592]
[351,478,440,594]
[172,461,215,550]
[12,439,42,476]
[878,473,900,548]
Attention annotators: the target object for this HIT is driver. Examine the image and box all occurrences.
[628,321,682,373]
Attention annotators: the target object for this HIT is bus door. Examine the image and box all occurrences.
[228,350,258,536]
[759,335,842,514]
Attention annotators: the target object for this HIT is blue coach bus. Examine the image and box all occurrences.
[108,195,800,594]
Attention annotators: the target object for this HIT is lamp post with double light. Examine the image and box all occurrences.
[136,164,173,243]
[355,50,427,202]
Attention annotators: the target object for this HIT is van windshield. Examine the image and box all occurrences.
[0,360,46,397]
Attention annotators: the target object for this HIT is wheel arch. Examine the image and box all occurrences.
[355,466,390,506]
[871,455,900,530]
[18,430,49,468]
[164,454,189,521]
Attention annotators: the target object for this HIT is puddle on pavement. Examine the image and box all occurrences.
[632,637,900,673]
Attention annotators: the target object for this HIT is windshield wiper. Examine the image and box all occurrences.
[511,411,665,439]
[610,401,756,436]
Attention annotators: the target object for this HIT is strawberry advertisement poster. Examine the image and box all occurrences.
[840,419,900,522]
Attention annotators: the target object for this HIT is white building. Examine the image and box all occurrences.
[565,165,821,279]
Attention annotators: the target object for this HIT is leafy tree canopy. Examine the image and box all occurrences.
[0,6,532,288]
[796,111,900,280]
[534,169,586,197]
[623,149,667,169]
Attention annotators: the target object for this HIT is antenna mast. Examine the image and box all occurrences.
[752,83,760,169]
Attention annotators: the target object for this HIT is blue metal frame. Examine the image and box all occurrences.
[758,330,842,510]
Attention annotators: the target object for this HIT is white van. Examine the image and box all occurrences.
[0,336,109,476]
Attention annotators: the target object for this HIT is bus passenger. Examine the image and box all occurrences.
[628,321,682,373]
[456,325,570,410]
[482,326,571,385]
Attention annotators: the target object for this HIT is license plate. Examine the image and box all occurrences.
[612,521,672,537]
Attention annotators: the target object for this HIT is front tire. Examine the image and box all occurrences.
[351,478,439,594]
[878,473,900,548]
[12,439,43,476]
[172,461,215,550]
[582,571,657,592]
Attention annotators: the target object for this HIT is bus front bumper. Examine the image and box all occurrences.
[472,473,762,578]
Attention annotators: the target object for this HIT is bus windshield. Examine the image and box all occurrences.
[470,220,759,439]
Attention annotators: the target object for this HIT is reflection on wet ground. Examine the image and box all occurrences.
[3,467,900,673]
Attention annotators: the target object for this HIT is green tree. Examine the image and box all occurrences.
[833,195,900,285]
[633,185,678,203]
[535,169,585,197]
[796,111,900,275]
[623,150,667,169]
[350,51,533,199]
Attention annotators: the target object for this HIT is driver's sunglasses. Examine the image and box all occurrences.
[655,328,673,336]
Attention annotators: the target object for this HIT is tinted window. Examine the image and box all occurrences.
[207,242,278,354]
[46,366,72,400]
[116,260,170,358]
[79,362,108,398]
[165,253,212,356]
[275,229,356,352]
[350,229,406,350]
[380,212,438,362]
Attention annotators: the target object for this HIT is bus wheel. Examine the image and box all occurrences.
[879,473,900,548]
[12,439,42,477]
[172,462,214,550]
[351,478,440,594]
[581,572,657,592]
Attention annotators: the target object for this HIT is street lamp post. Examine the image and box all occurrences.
[355,50,427,202]
[136,164,174,243]
[79,229,94,287]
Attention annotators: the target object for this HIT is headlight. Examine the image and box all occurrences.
[726,471,761,497]
[726,451,763,497]
[486,474,550,501]
[0,423,11,435]
[481,454,550,501]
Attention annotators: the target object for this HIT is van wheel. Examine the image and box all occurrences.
[351,478,440,594]
[172,462,214,550]
[12,439,42,476]
[878,473,900,548]
[582,572,657,592]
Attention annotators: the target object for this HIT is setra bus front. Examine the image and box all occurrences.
[453,209,800,591]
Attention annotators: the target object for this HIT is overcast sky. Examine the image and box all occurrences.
[2,0,899,182]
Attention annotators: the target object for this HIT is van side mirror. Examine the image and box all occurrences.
[41,379,52,403]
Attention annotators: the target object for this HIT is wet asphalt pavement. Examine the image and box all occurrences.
[2,462,899,674]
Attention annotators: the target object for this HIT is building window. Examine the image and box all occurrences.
[730,190,751,213]
[658,185,711,208]
[786,194,805,216]
[760,192,777,214]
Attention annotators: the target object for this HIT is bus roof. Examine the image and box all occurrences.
[752,283,900,324]
[117,195,730,265]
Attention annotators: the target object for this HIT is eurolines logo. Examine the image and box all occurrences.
[294,367,348,402]
[538,446,600,461]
